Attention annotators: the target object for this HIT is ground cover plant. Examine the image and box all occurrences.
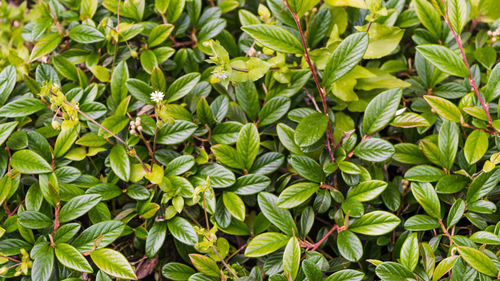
[0,0,499,280]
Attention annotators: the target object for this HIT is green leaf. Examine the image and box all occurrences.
[231,174,271,195]
[456,246,499,277]
[189,254,220,277]
[308,8,332,48]
[302,260,322,281]
[54,127,78,158]
[411,182,441,218]
[432,256,459,281]
[325,269,364,281]
[59,194,102,222]
[323,32,368,87]
[447,0,469,34]
[90,248,138,280]
[362,88,402,135]
[148,24,174,47]
[294,112,329,147]
[405,165,445,182]
[109,145,130,182]
[438,120,459,170]
[32,246,54,281]
[416,45,469,78]
[197,164,235,188]
[54,223,81,243]
[112,61,130,104]
[375,262,415,281]
[30,33,62,61]
[157,120,197,145]
[52,55,79,81]
[470,231,500,245]
[466,168,500,202]
[167,217,198,246]
[245,232,290,257]
[11,150,53,174]
[347,180,388,202]
[222,192,246,221]
[423,95,462,122]
[241,24,304,54]
[69,25,105,43]
[349,211,400,235]
[283,237,300,280]
[404,215,440,231]
[55,243,93,273]
[258,96,291,127]
[289,155,325,182]
[464,130,488,165]
[337,230,363,262]
[447,199,465,227]
[80,0,97,19]
[165,73,200,103]
[0,97,46,117]
[145,221,167,258]
[140,50,158,74]
[414,0,442,39]
[257,192,297,236]
[0,65,16,105]
[18,211,52,229]
[390,112,430,128]
[277,123,304,155]
[162,262,196,281]
[236,123,260,170]
[166,0,185,22]
[400,233,419,272]
[354,138,395,162]
[277,182,319,209]
[0,121,17,146]
[235,80,259,120]
[126,78,153,105]
[73,221,125,252]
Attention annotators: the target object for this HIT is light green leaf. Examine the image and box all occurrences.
[349,211,400,236]
[362,88,402,135]
[11,150,53,174]
[294,112,329,147]
[109,145,130,182]
[241,24,304,54]
[456,246,498,277]
[411,182,441,218]
[55,243,93,273]
[416,45,468,78]
[464,130,488,165]
[245,232,290,257]
[222,192,246,221]
[90,248,138,280]
[323,32,368,87]
[283,237,300,280]
[277,182,319,209]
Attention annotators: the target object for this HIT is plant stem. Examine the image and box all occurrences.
[211,245,238,279]
[438,218,453,247]
[63,101,151,173]
[282,0,335,163]
[309,225,338,251]
[441,1,492,124]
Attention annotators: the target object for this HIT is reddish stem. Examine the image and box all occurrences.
[310,225,338,251]
[441,1,492,124]
[282,0,335,163]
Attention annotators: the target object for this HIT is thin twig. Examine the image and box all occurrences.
[63,100,151,173]
[441,0,492,124]
[282,0,335,162]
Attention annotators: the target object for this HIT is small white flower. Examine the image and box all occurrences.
[151,90,164,103]
[212,68,228,80]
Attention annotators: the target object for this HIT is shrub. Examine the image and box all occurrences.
[0,0,499,280]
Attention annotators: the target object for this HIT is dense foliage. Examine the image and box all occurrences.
[0,0,500,280]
